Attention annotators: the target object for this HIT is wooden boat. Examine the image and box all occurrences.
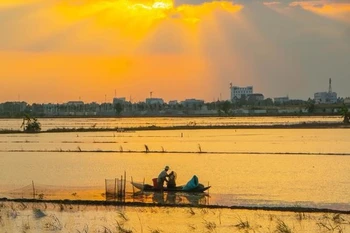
[131,182,211,193]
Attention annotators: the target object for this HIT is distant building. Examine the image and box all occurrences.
[274,96,289,104]
[113,97,126,105]
[43,103,58,115]
[66,101,84,106]
[314,78,337,104]
[145,98,164,105]
[344,97,350,106]
[181,99,204,109]
[230,84,253,101]
[247,93,264,102]
[168,100,178,106]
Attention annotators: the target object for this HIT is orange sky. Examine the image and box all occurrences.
[0,0,349,103]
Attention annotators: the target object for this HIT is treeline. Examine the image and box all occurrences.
[0,99,347,118]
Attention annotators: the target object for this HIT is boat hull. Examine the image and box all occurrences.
[131,182,210,193]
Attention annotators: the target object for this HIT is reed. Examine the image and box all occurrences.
[234,217,250,229]
[275,219,292,233]
[76,225,89,233]
[198,144,202,153]
[316,213,349,232]
[115,221,132,233]
[144,144,149,153]
[188,207,195,215]
[118,212,129,221]
[203,220,216,232]
[150,229,161,233]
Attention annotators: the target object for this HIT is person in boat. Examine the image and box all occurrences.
[157,165,170,190]
[167,171,177,189]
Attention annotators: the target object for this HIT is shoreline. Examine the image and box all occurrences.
[0,122,349,134]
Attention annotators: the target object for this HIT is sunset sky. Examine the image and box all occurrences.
[0,0,349,103]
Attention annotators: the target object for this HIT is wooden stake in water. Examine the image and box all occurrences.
[114,178,117,199]
[105,179,107,199]
[142,178,145,193]
[32,180,35,199]
[131,176,135,196]
[124,171,127,202]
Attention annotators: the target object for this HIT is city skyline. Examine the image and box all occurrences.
[1,0,349,104]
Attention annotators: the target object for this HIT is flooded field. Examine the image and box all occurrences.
[0,117,349,211]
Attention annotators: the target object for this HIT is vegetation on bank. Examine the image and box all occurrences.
[0,110,349,135]
[0,122,349,135]
[20,114,41,133]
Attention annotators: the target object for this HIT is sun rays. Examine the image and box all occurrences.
[0,0,349,103]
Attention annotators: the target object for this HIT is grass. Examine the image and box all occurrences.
[118,212,129,221]
[316,213,350,232]
[203,220,216,232]
[76,225,89,233]
[188,207,196,215]
[44,215,63,231]
[116,221,133,233]
[275,219,292,233]
[149,228,162,233]
[2,121,348,135]
[1,201,350,233]
[234,217,250,230]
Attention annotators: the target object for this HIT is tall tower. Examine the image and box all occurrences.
[328,78,332,93]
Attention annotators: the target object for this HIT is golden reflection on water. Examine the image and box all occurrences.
[0,128,349,209]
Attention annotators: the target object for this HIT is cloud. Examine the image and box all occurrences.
[0,0,349,103]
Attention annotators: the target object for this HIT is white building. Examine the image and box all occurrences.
[314,78,337,104]
[314,92,337,104]
[344,97,350,106]
[230,85,253,101]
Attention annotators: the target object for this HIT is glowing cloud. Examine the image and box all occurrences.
[290,1,350,22]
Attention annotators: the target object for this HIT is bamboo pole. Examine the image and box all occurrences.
[105,179,107,199]
[115,178,117,199]
[207,181,210,205]
[120,175,123,198]
[142,178,145,193]
[124,171,127,202]
[32,180,35,199]
[116,178,119,198]
[131,176,135,196]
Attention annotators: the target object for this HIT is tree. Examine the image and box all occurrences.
[219,101,232,115]
[305,99,315,114]
[21,114,41,133]
[114,103,124,116]
[339,104,350,124]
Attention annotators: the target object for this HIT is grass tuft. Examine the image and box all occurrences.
[275,219,292,233]
[116,221,132,233]
[188,208,195,215]
[203,220,216,232]
[234,217,250,229]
